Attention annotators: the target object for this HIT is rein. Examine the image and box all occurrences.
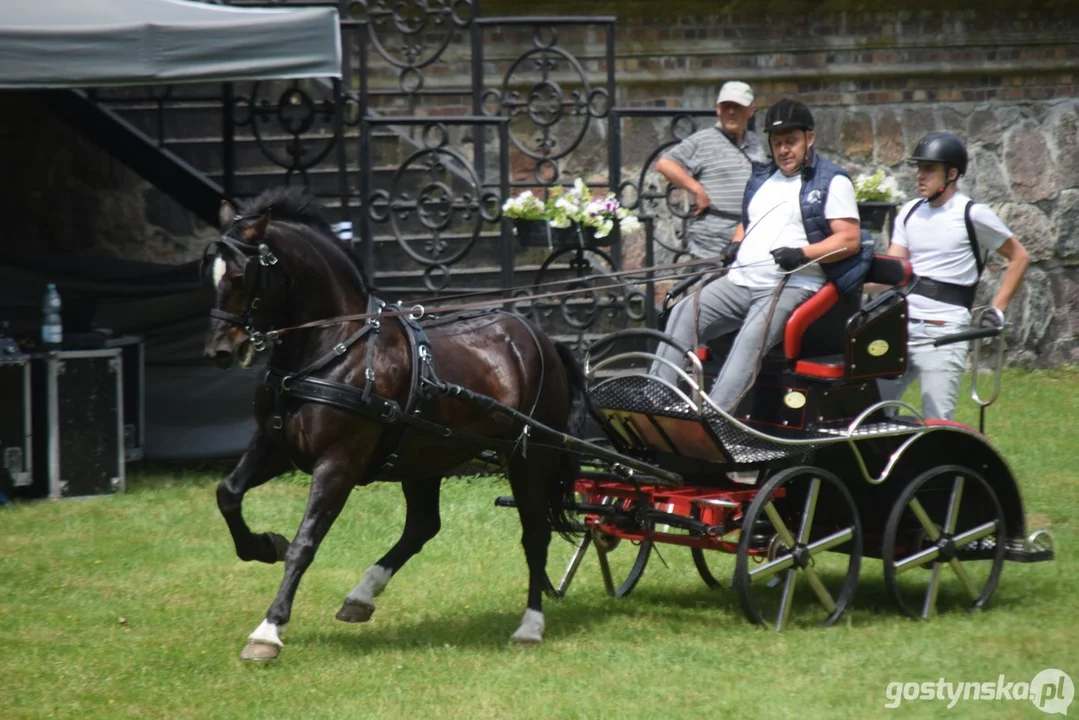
[257,256,782,341]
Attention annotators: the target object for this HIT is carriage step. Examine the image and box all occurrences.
[1005,530,1055,563]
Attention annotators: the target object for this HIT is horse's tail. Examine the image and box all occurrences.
[550,342,597,536]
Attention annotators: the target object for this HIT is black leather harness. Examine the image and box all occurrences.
[263,304,444,483]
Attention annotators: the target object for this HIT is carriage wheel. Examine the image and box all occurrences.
[690,503,736,590]
[882,465,1006,619]
[691,472,767,589]
[733,467,862,630]
[591,496,653,598]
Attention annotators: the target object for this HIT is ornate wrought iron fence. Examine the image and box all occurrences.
[82,1,739,347]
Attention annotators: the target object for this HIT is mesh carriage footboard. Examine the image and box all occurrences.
[589,375,831,465]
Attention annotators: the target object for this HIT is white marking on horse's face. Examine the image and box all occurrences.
[212,256,227,289]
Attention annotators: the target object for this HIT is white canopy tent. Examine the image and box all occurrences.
[0,0,342,88]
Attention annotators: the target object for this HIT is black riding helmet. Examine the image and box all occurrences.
[910,132,968,176]
[763,98,815,133]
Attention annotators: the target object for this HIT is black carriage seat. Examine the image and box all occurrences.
[782,254,913,380]
[696,255,914,382]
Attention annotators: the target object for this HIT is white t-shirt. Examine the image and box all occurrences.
[728,171,860,292]
[892,192,1012,324]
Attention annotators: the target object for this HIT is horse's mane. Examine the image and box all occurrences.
[239,187,377,296]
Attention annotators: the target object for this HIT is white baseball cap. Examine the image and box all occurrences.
[716,81,754,107]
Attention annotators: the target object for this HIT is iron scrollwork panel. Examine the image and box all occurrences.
[478,19,612,189]
[476,18,646,351]
[360,117,510,297]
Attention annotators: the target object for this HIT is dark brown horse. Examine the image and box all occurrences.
[203,188,588,660]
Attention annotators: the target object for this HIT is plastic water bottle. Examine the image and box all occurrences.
[41,283,63,348]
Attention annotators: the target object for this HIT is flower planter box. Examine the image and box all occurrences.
[858,201,900,233]
[512,218,619,250]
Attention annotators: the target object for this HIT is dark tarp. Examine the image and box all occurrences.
[1,251,264,459]
[0,0,341,89]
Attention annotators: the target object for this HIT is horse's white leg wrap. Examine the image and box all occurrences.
[510,608,545,645]
[345,565,392,608]
[248,618,286,648]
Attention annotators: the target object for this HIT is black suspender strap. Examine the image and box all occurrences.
[901,198,926,228]
[901,198,983,275]
[903,197,986,310]
[964,199,985,277]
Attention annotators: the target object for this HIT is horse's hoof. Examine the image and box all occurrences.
[335,601,374,623]
[239,640,281,661]
[509,634,543,648]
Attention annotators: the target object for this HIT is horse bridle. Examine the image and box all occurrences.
[204,230,280,352]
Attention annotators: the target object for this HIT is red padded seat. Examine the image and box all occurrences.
[793,357,845,379]
[784,282,839,360]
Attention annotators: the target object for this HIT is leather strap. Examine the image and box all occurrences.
[910,277,977,309]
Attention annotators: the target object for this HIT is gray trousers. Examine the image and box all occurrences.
[877,320,969,420]
[651,277,813,412]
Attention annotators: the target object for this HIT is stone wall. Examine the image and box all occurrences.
[807,100,1078,367]
[0,93,215,265]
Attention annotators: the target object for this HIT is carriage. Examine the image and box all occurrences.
[204,189,1054,659]
[496,254,1055,630]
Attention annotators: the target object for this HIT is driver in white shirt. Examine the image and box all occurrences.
[651,99,867,413]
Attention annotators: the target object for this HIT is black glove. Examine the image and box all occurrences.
[771,246,808,271]
[979,307,1005,329]
[720,242,741,267]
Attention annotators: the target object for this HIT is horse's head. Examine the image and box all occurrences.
[202,200,288,369]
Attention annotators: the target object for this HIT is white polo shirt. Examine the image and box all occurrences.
[728,170,860,292]
[892,192,1013,324]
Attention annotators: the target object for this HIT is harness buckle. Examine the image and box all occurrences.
[250,332,267,352]
[409,304,425,320]
[250,297,261,310]
[258,244,278,266]
[271,415,284,430]
[334,343,348,356]
[280,374,294,391]
[364,367,375,383]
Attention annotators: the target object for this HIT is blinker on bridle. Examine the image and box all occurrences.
[207,229,280,352]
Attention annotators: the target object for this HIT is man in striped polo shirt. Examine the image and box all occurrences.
[656,80,765,259]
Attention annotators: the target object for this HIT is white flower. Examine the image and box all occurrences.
[593,218,615,239]
[619,215,642,234]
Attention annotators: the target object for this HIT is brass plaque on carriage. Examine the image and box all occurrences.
[783,391,807,409]
[867,339,890,357]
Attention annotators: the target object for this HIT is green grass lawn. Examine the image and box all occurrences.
[1,369,1076,719]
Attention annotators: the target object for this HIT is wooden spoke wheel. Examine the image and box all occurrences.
[733,467,862,631]
[882,465,1006,619]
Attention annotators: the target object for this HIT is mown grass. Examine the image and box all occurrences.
[0,369,1076,719]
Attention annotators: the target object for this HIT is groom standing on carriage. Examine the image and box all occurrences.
[651,99,873,412]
